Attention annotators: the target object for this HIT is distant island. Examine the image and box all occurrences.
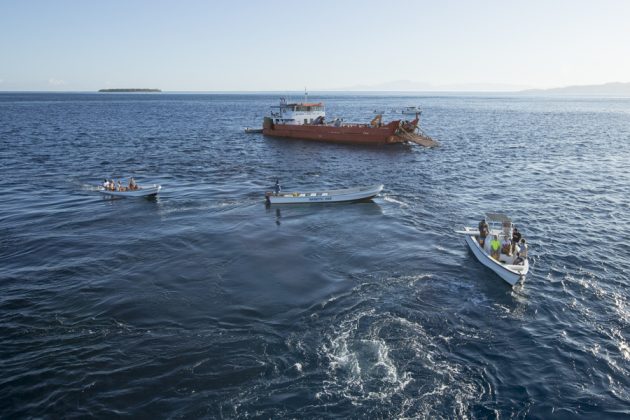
[98,88,161,93]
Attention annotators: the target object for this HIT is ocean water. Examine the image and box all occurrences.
[0,92,629,418]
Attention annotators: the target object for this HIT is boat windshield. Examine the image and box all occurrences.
[485,212,511,223]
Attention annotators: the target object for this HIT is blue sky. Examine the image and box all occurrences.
[1,0,629,91]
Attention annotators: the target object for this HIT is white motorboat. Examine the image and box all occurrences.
[98,184,161,198]
[402,106,422,115]
[244,127,263,133]
[266,184,383,204]
[456,213,529,286]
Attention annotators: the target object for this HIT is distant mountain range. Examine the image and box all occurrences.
[519,82,630,95]
[98,88,161,93]
[324,80,630,95]
[326,80,531,92]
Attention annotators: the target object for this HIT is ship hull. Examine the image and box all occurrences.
[262,120,403,145]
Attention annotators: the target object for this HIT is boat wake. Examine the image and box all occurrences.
[80,183,103,192]
[303,274,493,417]
[382,195,408,208]
[318,308,412,402]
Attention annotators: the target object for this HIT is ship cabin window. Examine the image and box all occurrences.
[304,119,308,124]
[296,105,322,112]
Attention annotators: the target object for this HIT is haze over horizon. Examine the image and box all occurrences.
[1,0,629,92]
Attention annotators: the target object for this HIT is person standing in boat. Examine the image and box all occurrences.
[512,227,522,254]
[478,218,489,246]
[502,220,512,241]
[501,236,512,256]
[274,179,281,195]
[514,238,528,264]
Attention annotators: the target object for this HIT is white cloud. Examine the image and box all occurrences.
[48,78,67,86]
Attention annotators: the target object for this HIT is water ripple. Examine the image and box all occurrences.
[1,93,629,417]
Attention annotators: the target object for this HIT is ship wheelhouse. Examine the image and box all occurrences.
[269,97,325,125]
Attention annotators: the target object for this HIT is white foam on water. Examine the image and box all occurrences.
[81,184,102,192]
[608,373,630,402]
[316,302,487,417]
[382,195,408,207]
[559,269,630,384]
[611,291,629,324]
[319,308,412,404]
[616,337,629,361]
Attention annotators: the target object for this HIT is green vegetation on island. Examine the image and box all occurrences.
[98,88,162,93]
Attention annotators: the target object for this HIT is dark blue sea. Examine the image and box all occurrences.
[1,92,629,418]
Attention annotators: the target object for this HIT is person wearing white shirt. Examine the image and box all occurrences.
[515,239,528,264]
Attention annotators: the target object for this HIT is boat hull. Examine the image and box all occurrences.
[98,185,161,197]
[266,184,383,204]
[262,120,403,145]
[462,227,529,286]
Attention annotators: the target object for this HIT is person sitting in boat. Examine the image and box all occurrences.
[129,177,138,190]
[514,238,528,265]
[314,116,325,125]
[274,179,281,195]
[512,227,522,254]
[102,179,109,189]
[490,235,501,260]
[478,218,489,245]
[117,180,126,192]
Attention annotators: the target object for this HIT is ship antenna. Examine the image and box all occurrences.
[304,87,307,103]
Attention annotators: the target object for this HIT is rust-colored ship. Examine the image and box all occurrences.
[260,97,438,147]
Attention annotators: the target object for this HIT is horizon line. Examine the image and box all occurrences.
[2,81,629,95]
[2,89,630,98]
